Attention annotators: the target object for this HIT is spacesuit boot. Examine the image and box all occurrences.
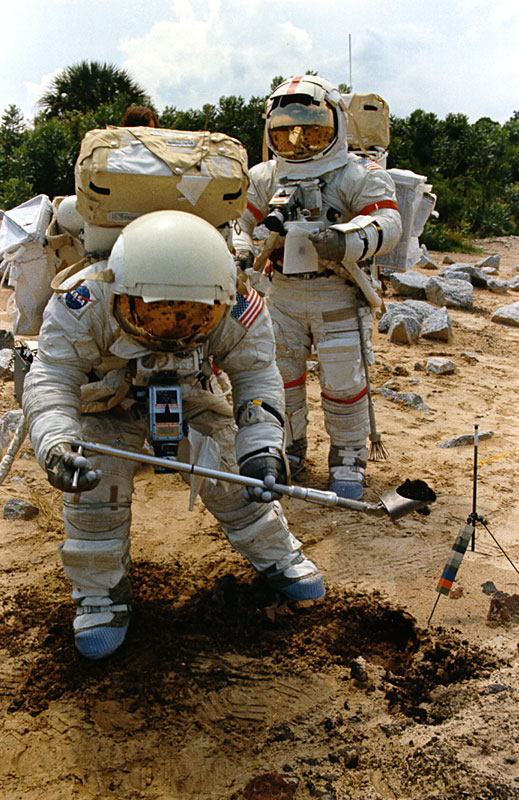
[262,549,325,603]
[329,445,367,501]
[70,577,132,660]
[74,601,131,660]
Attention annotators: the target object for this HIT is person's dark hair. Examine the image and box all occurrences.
[122,106,160,128]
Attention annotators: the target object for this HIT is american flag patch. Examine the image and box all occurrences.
[231,288,264,328]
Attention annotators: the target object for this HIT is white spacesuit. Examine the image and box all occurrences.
[22,210,324,661]
[233,75,402,500]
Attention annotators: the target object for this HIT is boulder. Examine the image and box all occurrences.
[439,264,488,287]
[388,315,422,345]
[421,306,452,341]
[487,278,509,294]
[390,270,429,299]
[491,302,519,327]
[425,277,474,309]
[426,357,457,375]
[476,254,500,271]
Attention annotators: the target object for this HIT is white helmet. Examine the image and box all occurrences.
[108,210,236,352]
[265,75,348,165]
[56,195,84,237]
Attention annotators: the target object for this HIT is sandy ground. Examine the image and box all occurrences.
[2,239,519,799]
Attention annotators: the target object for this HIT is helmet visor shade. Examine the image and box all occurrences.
[268,101,336,161]
[114,295,227,352]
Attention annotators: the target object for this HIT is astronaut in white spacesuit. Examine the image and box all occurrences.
[233,75,402,500]
[22,210,324,661]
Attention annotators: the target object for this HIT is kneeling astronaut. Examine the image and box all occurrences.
[22,210,325,661]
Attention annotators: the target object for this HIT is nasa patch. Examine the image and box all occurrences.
[65,285,92,310]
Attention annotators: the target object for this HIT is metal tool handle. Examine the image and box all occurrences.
[71,444,83,490]
[73,439,388,516]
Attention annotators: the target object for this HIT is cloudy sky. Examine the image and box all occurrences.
[3,0,519,125]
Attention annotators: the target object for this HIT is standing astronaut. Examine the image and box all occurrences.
[233,75,402,500]
[22,210,325,661]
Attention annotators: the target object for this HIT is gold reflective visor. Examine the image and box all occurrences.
[114,295,227,352]
[268,102,336,160]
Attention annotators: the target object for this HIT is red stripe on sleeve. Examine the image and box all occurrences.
[247,201,264,223]
[358,200,399,216]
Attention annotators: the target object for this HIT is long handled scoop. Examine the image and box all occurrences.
[73,440,435,522]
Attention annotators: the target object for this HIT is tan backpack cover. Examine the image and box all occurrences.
[344,93,390,151]
[75,127,249,229]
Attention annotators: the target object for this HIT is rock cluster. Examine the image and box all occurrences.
[380,252,519,340]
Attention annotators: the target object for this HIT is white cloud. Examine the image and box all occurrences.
[22,70,62,120]
[119,1,321,110]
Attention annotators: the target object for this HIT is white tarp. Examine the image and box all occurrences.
[377,169,437,272]
[0,195,54,335]
[0,195,52,256]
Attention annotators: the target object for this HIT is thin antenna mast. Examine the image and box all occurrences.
[349,34,352,90]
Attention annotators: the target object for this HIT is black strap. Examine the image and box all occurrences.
[236,399,285,427]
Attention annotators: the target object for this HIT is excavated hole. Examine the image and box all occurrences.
[0,560,500,719]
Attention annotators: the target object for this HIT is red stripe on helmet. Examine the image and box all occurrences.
[358,200,399,216]
[286,76,303,94]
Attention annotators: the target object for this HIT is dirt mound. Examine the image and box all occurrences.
[3,561,499,725]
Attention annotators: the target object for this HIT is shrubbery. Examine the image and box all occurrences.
[1,65,518,245]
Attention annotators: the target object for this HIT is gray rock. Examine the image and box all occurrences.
[438,430,493,448]
[377,387,433,412]
[378,300,438,333]
[421,306,452,341]
[425,277,474,309]
[381,379,399,390]
[426,357,457,374]
[492,302,519,326]
[439,264,488,287]
[400,299,439,321]
[417,245,437,270]
[388,315,421,344]
[508,275,519,292]
[476,254,500,270]
[487,278,509,294]
[481,265,498,276]
[3,498,39,520]
[0,349,14,378]
[377,306,418,333]
[461,352,480,364]
[439,265,473,282]
[390,270,429,299]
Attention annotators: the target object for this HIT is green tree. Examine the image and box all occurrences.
[161,94,267,166]
[37,61,151,119]
[0,105,34,208]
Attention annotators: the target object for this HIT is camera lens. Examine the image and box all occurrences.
[264,208,287,233]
